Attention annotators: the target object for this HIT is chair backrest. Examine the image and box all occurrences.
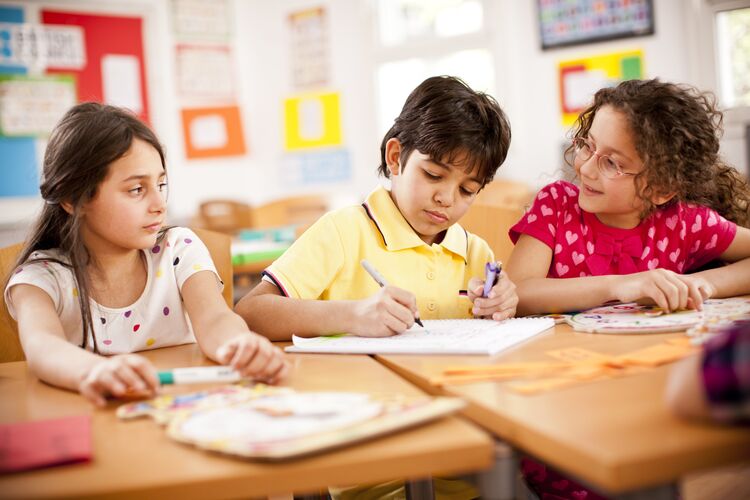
[0,242,25,362]
[192,228,234,307]
[250,194,329,229]
[196,200,253,234]
[0,230,233,363]
[461,203,525,265]
[476,179,533,208]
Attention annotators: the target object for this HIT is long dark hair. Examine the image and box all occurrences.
[7,102,166,353]
[379,75,511,187]
[566,78,750,227]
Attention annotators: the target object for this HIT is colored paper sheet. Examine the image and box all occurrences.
[284,92,342,151]
[558,49,644,126]
[0,414,92,473]
[181,105,246,158]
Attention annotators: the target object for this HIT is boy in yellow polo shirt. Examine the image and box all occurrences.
[236,76,517,341]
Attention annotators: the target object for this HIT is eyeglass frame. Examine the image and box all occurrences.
[573,137,638,179]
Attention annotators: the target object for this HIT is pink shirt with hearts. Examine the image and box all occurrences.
[509,181,737,278]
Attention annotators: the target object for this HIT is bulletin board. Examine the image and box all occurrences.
[0,5,38,198]
[538,0,654,50]
[41,10,150,123]
[558,49,643,126]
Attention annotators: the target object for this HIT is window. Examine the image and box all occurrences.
[373,0,495,137]
[715,7,750,108]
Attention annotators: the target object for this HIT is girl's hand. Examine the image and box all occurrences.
[614,270,715,312]
[217,334,289,384]
[78,354,159,407]
[350,286,417,337]
[467,271,519,321]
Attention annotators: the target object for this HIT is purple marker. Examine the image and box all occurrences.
[483,262,501,298]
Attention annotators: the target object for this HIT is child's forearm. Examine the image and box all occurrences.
[515,275,618,316]
[22,331,102,393]
[236,294,357,341]
[693,257,750,298]
[192,311,258,360]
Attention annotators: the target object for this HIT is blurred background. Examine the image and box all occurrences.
[0,0,748,267]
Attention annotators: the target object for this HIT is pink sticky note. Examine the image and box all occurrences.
[0,415,92,473]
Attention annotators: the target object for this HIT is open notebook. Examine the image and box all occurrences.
[286,318,555,355]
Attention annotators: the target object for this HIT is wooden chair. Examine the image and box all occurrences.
[476,179,534,208]
[459,179,531,264]
[192,227,234,307]
[249,194,329,229]
[461,203,525,265]
[0,242,24,362]
[0,229,233,363]
[194,199,253,234]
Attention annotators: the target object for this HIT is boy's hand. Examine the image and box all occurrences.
[79,354,159,407]
[614,270,715,313]
[217,334,289,384]
[467,270,518,321]
[351,285,418,337]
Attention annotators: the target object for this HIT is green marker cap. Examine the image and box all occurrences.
[158,371,174,385]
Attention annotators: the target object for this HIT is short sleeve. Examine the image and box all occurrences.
[684,206,737,271]
[509,181,570,249]
[701,324,750,424]
[264,212,345,299]
[167,228,222,292]
[4,254,67,320]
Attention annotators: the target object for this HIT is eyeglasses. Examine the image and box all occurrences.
[573,137,637,179]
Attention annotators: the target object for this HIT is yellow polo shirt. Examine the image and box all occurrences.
[264,185,493,320]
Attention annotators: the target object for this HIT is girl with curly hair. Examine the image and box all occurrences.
[508,78,750,316]
[507,78,750,499]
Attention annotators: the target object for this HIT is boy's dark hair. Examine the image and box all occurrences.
[378,76,511,187]
[6,102,166,353]
[567,78,750,227]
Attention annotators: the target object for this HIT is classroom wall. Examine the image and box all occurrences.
[0,0,734,236]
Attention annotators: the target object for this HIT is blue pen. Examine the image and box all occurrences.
[482,262,501,298]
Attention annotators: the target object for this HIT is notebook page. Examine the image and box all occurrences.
[288,318,554,355]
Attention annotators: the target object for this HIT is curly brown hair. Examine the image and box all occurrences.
[565,78,750,227]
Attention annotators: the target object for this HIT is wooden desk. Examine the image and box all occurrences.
[377,324,750,497]
[0,344,493,499]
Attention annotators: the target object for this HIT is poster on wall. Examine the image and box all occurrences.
[0,22,85,70]
[181,105,246,159]
[538,0,654,50]
[172,0,230,41]
[288,7,330,90]
[558,49,643,126]
[284,91,342,151]
[0,74,77,136]
[281,149,351,186]
[176,44,235,100]
[41,10,150,123]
